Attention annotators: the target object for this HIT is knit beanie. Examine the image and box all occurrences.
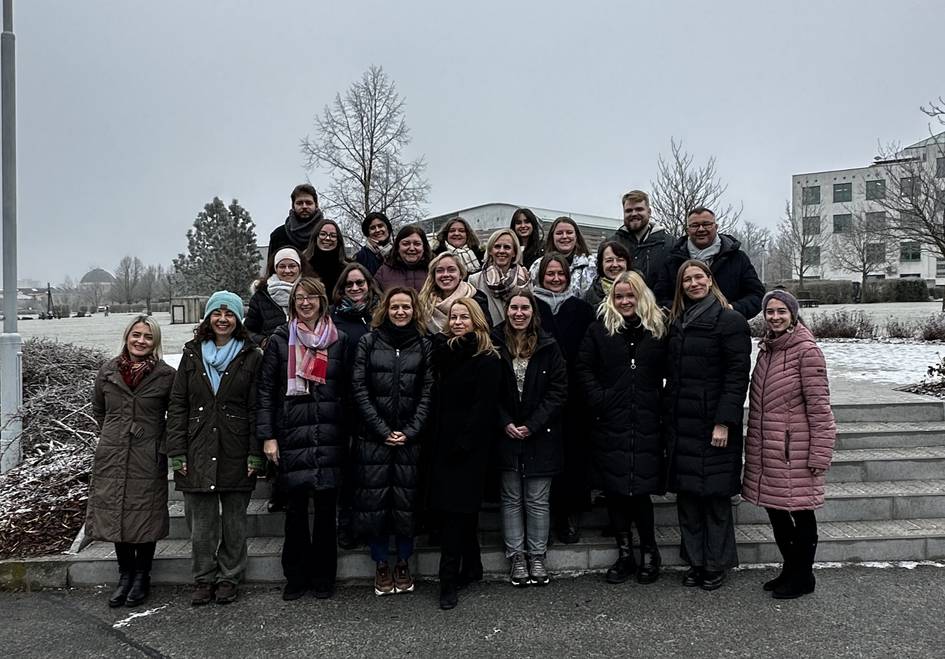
[361,212,393,237]
[204,290,245,324]
[273,247,302,267]
[762,289,800,322]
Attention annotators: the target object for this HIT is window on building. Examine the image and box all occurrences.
[900,241,921,262]
[900,211,923,230]
[937,157,945,179]
[866,242,886,265]
[833,182,852,203]
[900,176,917,197]
[803,216,821,235]
[937,258,945,278]
[832,213,853,233]
[865,179,886,200]
[802,186,820,205]
[865,211,886,232]
[803,247,821,267]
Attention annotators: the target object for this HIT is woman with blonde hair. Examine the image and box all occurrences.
[428,298,502,610]
[419,252,492,333]
[86,315,176,608]
[576,271,668,585]
[469,229,530,323]
[665,260,751,591]
[432,216,484,276]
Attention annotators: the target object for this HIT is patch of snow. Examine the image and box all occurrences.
[112,604,169,629]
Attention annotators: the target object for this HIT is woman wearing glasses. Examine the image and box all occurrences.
[256,277,349,601]
[303,218,349,294]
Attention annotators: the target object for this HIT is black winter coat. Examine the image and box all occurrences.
[427,334,502,514]
[536,297,595,365]
[244,286,287,346]
[354,246,384,275]
[255,324,349,492]
[166,340,263,493]
[494,329,568,478]
[575,320,667,496]
[653,234,766,319]
[609,225,676,288]
[331,301,376,366]
[350,326,433,537]
[665,300,751,497]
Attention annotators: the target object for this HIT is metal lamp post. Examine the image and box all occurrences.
[1,0,22,473]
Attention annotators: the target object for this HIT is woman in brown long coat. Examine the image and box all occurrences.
[85,315,176,609]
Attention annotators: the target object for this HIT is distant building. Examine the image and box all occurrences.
[422,202,621,252]
[79,268,117,287]
[791,132,945,285]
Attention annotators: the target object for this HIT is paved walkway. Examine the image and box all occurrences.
[1,567,942,657]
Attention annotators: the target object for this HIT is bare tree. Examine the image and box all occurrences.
[731,220,773,281]
[300,65,430,242]
[138,265,160,314]
[776,199,830,290]
[868,99,945,307]
[113,256,144,305]
[830,209,897,299]
[650,138,743,237]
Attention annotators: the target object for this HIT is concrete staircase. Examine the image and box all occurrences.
[65,391,945,585]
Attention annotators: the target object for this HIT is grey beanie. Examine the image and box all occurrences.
[762,289,800,322]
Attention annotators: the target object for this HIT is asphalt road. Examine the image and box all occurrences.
[1,566,942,658]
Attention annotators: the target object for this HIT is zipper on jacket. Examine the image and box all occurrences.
[392,347,402,429]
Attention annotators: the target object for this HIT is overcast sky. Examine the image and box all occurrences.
[7,0,944,284]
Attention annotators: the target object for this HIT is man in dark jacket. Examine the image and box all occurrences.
[609,190,675,288]
[653,207,765,319]
[268,184,325,257]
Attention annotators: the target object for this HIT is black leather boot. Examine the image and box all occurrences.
[605,533,636,584]
[773,537,817,599]
[108,572,133,608]
[124,572,151,607]
[636,546,662,584]
[764,535,793,592]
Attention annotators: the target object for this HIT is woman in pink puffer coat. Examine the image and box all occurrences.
[742,290,836,600]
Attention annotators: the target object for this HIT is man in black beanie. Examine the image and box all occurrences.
[268,184,325,257]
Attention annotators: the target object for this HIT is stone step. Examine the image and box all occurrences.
[833,422,945,450]
[828,446,945,482]
[829,400,943,424]
[164,480,945,540]
[67,517,945,585]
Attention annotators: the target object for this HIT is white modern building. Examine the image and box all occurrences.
[791,132,945,285]
[423,202,621,251]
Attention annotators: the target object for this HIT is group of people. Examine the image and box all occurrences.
[84,185,837,612]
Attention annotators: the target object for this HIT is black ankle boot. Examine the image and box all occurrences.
[108,573,133,608]
[125,572,151,607]
[636,546,661,584]
[773,538,817,599]
[439,581,458,610]
[605,533,635,584]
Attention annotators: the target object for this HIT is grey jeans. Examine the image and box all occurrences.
[500,472,552,558]
[184,491,252,585]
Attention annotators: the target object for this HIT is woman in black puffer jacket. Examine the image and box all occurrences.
[351,287,433,597]
[245,247,305,347]
[576,271,668,587]
[666,259,751,592]
[256,277,349,601]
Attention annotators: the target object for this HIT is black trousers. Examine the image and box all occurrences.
[766,508,818,553]
[282,487,338,588]
[676,492,738,571]
[438,512,481,585]
[605,493,656,548]
[114,542,156,574]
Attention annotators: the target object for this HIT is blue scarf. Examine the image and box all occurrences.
[201,338,244,394]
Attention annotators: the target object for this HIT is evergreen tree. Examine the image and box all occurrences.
[173,197,260,297]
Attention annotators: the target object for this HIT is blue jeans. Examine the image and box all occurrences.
[500,472,552,558]
[369,534,415,563]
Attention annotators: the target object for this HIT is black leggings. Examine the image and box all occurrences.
[766,508,817,548]
[605,494,656,547]
[114,542,156,574]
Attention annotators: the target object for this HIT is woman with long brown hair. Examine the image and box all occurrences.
[303,218,349,294]
[510,207,545,268]
[528,216,596,297]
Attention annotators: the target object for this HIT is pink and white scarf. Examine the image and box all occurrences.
[287,316,339,396]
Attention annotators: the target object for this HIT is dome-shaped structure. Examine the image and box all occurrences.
[80,268,117,285]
